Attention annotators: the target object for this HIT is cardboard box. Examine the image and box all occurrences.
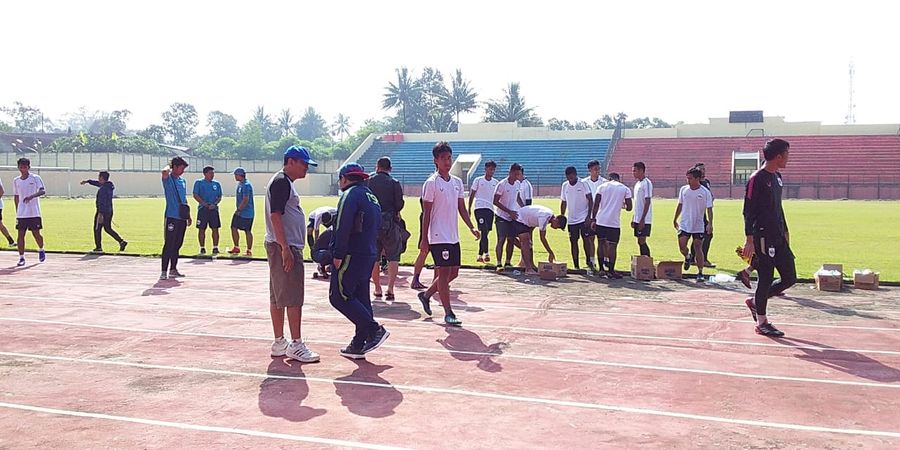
[631,256,655,281]
[853,270,880,290]
[815,264,843,292]
[538,262,567,281]
[656,261,683,280]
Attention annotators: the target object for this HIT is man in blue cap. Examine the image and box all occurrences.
[228,167,255,257]
[330,162,389,359]
[264,146,319,363]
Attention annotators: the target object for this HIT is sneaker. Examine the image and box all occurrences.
[585,267,594,277]
[607,271,623,280]
[245,250,253,257]
[168,269,185,278]
[17,257,25,267]
[38,250,46,262]
[444,314,462,326]
[683,257,691,271]
[227,246,240,254]
[340,338,366,359]
[483,254,491,263]
[271,337,288,357]
[6,238,14,246]
[159,271,167,280]
[362,326,390,354]
[417,291,432,316]
[696,273,705,283]
[119,241,128,252]
[744,297,758,322]
[91,248,103,254]
[755,322,784,337]
[476,255,484,263]
[212,247,220,255]
[737,270,752,289]
[199,248,207,255]
[286,340,320,363]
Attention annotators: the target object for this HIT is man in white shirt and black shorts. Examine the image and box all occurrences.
[0,176,16,247]
[673,166,714,282]
[493,163,524,269]
[12,158,47,267]
[589,173,632,279]
[512,204,566,273]
[467,160,499,263]
[417,142,480,326]
[582,159,607,274]
[559,166,593,271]
[631,162,653,257]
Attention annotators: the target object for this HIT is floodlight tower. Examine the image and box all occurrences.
[845,61,856,124]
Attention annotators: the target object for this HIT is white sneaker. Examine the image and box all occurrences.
[286,340,320,363]
[270,337,288,357]
[159,271,167,280]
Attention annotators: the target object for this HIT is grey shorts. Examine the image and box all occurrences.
[266,241,305,308]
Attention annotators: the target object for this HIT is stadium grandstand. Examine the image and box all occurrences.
[348,115,900,200]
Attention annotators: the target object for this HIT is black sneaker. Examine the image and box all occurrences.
[199,248,207,255]
[737,270,752,289]
[91,248,103,254]
[212,247,220,255]
[340,337,366,359]
[417,291,432,316]
[607,271,623,280]
[696,273,705,283]
[683,257,691,271]
[755,322,784,337]
[362,326,390,354]
[119,240,128,252]
[168,270,185,278]
[744,297,758,322]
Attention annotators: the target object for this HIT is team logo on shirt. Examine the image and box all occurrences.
[442,249,450,260]
[777,178,783,187]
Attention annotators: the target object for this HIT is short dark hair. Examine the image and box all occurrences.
[608,172,620,181]
[520,166,526,174]
[377,157,392,170]
[587,159,601,169]
[556,215,568,228]
[510,162,523,173]
[202,166,215,174]
[485,160,497,169]
[17,157,30,167]
[633,162,646,171]
[763,138,790,161]
[98,171,110,181]
[564,166,577,176]
[432,141,452,158]
[686,167,702,178]
[694,162,705,168]
[171,157,188,168]
[320,212,333,228]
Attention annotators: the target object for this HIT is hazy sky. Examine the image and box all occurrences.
[3,0,899,133]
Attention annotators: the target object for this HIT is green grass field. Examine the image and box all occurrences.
[6,196,899,281]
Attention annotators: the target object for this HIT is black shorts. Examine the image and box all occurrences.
[495,217,514,239]
[231,215,253,231]
[430,243,461,267]
[595,225,620,244]
[196,208,221,229]
[753,234,794,266]
[524,199,533,206]
[678,230,706,241]
[567,222,593,240]
[16,217,42,231]
[474,208,494,232]
[632,222,652,237]
[511,220,534,237]
[377,220,402,262]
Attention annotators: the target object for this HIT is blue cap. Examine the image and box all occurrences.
[339,162,369,180]
[284,145,318,167]
[232,167,246,176]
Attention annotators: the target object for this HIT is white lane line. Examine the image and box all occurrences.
[0,401,411,450]
[1,317,898,390]
[2,351,899,439]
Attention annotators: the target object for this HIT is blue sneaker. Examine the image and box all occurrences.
[444,314,462,327]
[17,257,26,267]
[362,326,390,354]
[38,250,46,263]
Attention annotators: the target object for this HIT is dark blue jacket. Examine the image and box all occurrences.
[330,182,381,260]
[88,180,115,213]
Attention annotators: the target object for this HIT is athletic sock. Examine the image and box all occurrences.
[757,314,767,326]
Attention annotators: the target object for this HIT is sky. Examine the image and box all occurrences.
[3,0,899,133]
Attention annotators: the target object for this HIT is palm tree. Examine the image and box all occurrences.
[483,82,540,126]
[382,67,422,132]
[333,114,351,142]
[441,69,478,130]
[277,109,294,137]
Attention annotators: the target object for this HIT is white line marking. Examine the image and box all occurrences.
[0,401,411,449]
[2,352,899,439]
[1,318,898,389]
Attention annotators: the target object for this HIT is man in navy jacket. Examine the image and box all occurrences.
[80,171,127,253]
[330,163,390,359]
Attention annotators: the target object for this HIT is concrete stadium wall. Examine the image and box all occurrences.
[622,116,900,138]
[0,170,335,197]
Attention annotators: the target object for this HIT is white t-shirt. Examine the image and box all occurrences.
[520,179,533,201]
[517,205,554,231]
[470,176,499,211]
[308,206,338,229]
[422,173,465,245]
[0,178,5,210]
[581,176,607,202]
[493,179,521,221]
[632,178,654,224]
[13,174,45,218]
[560,180,591,225]
[678,185,713,234]
[594,180,631,228]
